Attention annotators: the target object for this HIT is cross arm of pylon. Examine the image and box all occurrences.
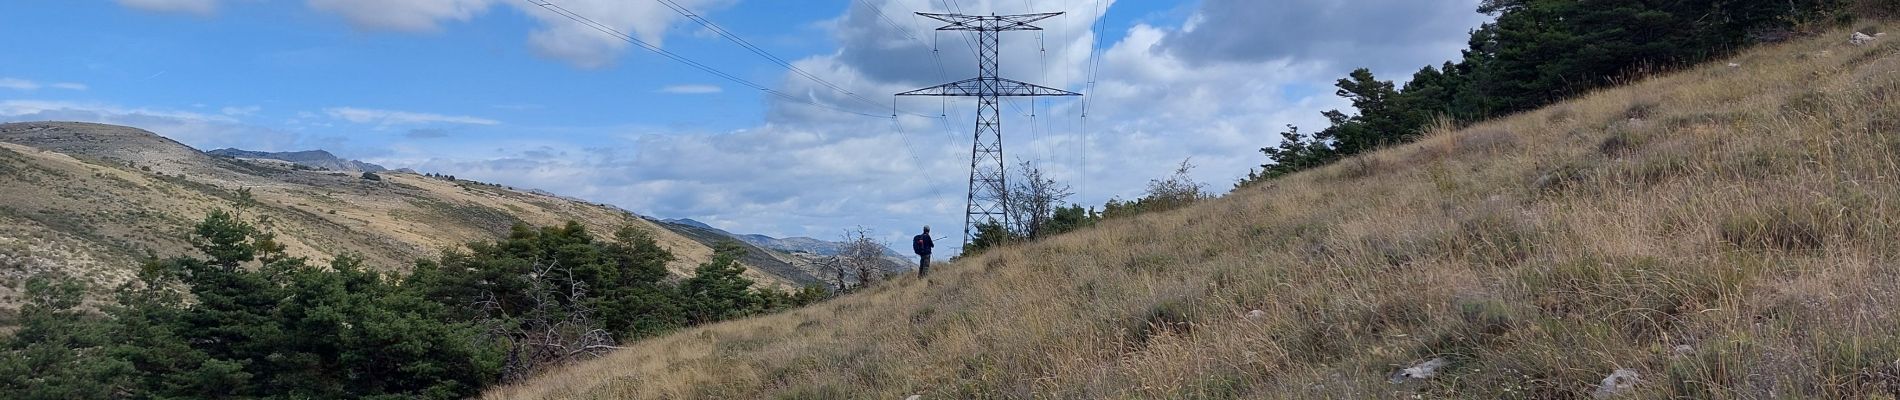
[916,12,1063,31]
[894,77,1080,97]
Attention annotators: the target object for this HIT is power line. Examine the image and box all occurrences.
[654,0,889,111]
[1079,0,1108,204]
[892,101,957,213]
[898,12,1079,247]
[858,0,925,45]
[936,0,982,60]
[523,0,888,118]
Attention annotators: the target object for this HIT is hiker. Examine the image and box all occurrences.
[913,226,934,277]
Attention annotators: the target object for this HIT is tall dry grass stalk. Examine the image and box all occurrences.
[489,24,1900,399]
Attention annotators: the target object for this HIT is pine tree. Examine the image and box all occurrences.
[679,242,761,324]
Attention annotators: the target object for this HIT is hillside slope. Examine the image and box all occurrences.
[490,26,1899,399]
[0,122,813,314]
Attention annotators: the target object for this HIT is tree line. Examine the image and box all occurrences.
[1241,0,1894,183]
[0,209,826,399]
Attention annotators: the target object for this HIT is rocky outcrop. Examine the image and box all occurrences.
[1592,368,1641,398]
[1850,32,1877,45]
[1387,358,1448,384]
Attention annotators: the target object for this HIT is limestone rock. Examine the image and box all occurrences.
[1851,32,1877,45]
[1387,358,1448,384]
[1592,368,1641,398]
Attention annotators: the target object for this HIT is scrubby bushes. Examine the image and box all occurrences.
[964,159,1210,255]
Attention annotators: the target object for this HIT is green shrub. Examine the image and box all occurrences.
[1126,298,1195,347]
[1719,204,1828,251]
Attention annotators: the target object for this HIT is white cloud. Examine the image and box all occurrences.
[0,78,88,91]
[657,84,722,94]
[0,79,35,91]
[221,105,261,116]
[116,0,219,16]
[324,107,501,126]
[504,0,733,68]
[113,0,733,69]
[0,100,228,123]
[306,0,495,32]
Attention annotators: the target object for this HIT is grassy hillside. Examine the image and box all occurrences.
[0,122,806,316]
[489,25,1899,399]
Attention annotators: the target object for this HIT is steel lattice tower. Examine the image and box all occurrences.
[898,12,1080,247]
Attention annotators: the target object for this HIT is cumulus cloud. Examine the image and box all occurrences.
[503,0,733,68]
[306,0,494,32]
[117,0,219,16]
[657,84,722,94]
[0,78,89,91]
[325,107,500,126]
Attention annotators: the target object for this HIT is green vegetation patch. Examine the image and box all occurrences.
[1719,203,1835,252]
[404,198,524,235]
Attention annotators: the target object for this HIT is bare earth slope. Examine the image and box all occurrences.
[491,25,1900,399]
[0,121,806,315]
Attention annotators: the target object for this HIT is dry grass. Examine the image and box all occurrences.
[491,25,1900,399]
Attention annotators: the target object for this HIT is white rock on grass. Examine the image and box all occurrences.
[1246,309,1267,319]
[1591,368,1641,398]
[1387,358,1448,384]
[1851,32,1877,45]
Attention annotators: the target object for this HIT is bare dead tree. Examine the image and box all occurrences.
[1003,160,1074,239]
[818,255,848,292]
[837,227,887,289]
[481,260,622,383]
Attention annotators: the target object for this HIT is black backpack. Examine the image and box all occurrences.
[912,234,932,255]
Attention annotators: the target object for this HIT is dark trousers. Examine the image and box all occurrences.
[918,255,931,277]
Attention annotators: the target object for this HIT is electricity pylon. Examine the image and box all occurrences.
[898,12,1080,247]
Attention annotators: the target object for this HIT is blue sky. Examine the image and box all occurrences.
[1,0,1488,251]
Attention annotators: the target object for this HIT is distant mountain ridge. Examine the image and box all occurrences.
[0,121,821,314]
[207,148,387,172]
[657,218,915,267]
